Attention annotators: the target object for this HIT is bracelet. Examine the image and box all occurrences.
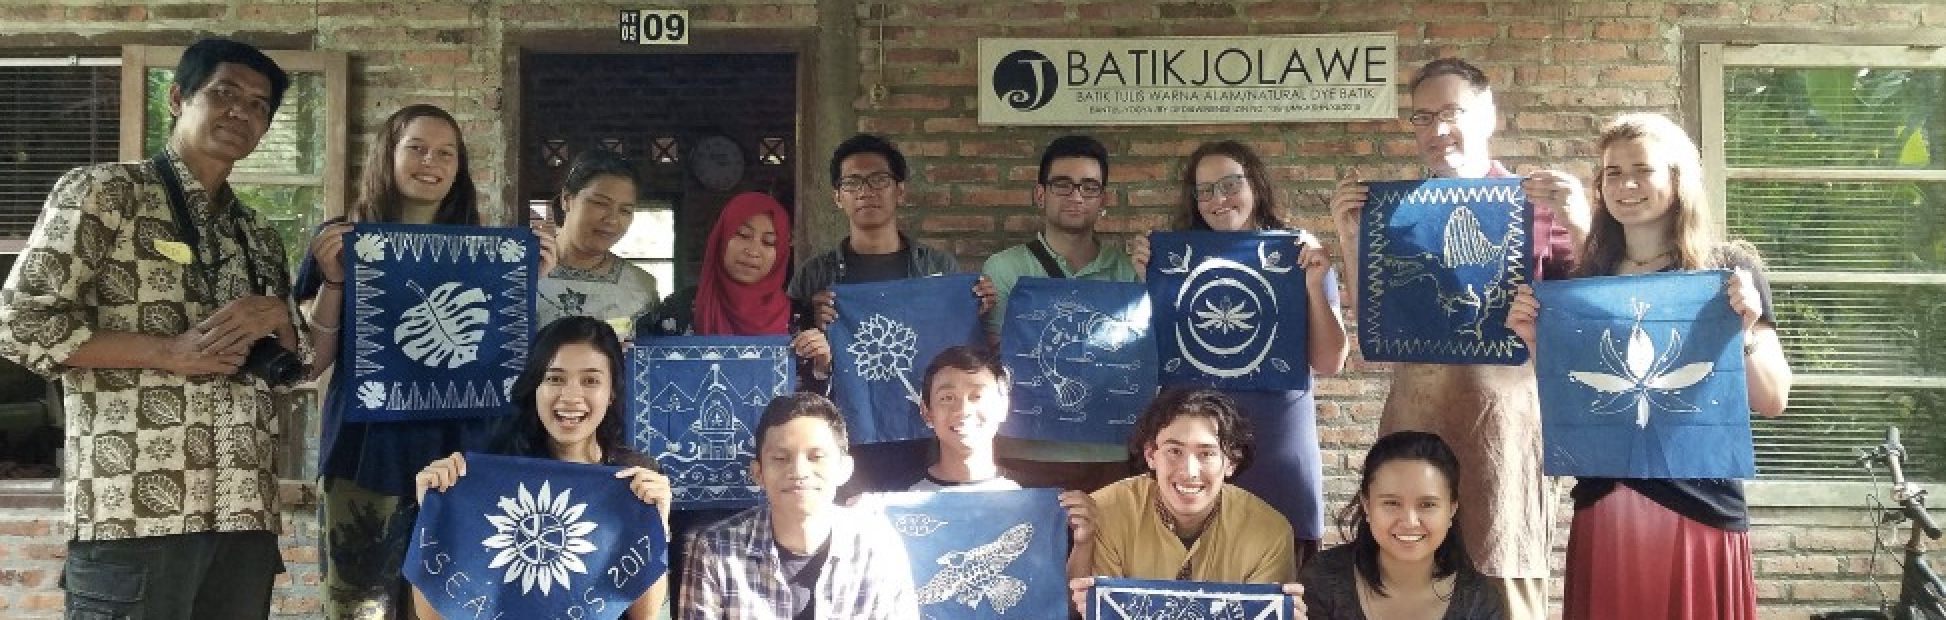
[321,279,344,289]
[1742,340,1758,356]
[312,321,342,334]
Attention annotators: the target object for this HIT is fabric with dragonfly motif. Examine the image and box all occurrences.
[1534,270,1753,478]
[1146,231,1309,391]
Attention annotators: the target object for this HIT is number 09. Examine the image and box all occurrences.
[642,13,687,43]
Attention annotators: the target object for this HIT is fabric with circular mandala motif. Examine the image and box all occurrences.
[0,152,305,541]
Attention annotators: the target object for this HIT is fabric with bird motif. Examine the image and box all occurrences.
[828,273,984,444]
[874,488,1070,619]
[1358,178,1532,365]
[998,277,1156,445]
[1534,270,1753,478]
[1146,231,1310,391]
[343,223,536,422]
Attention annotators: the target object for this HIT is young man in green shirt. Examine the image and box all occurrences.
[981,135,1140,492]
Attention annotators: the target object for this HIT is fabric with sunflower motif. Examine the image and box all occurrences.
[827,273,983,444]
[1534,270,1753,478]
[1145,231,1310,391]
[404,453,666,620]
[0,151,305,541]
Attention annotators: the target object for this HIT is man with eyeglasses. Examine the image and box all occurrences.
[979,135,1140,494]
[1326,58,1582,620]
[789,133,988,499]
[0,38,306,619]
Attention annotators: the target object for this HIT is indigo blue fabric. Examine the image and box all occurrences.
[875,488,1069,619]
[1534,271,1753,479]
[1146,231,1310,391]
[342,223,537,422]
[997,277,1156,445]
[1358,178,1532,365]
[404,453,667,620]
[627,335,795,510]
[828,273,984,444]
[1090,577,1296,619]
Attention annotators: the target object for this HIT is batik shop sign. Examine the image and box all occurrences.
[978,34,1397,126]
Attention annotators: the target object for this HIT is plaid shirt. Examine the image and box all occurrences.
[679,504,919,619]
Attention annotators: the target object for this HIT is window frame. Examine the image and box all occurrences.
[1691,32,1946,502]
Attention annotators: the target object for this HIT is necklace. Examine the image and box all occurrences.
[554,252,615,279]
[1625,248,1674,268]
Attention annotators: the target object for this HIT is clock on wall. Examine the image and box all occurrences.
[690,135,746,191]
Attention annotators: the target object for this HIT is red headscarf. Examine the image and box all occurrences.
[694,192,793,335]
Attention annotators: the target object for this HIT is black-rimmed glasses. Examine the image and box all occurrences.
[1044,178,1105,198]
[836,171,898,193]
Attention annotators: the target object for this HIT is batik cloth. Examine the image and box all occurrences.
[1359,178,1532,365]
[1090,577,1295,620]
[404,453,667,620]
[628,335,794,510]
[997,277,1155,445]
[343,223,537,422]
[827,273,983,444]
[1534,270,1752,479]
[1146,231,1310,391]
[873,488,1069,619]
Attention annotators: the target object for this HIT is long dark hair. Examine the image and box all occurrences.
[492,316,633,464]
[350,104,483,226]
[1337,430,1467,597]
[1174,140,1292,231]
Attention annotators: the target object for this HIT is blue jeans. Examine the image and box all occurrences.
[62,530,283,620]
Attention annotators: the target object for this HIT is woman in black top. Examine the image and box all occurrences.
[411,316,672,619]
[1302,431,1504,620]
[1510,112,1793,620]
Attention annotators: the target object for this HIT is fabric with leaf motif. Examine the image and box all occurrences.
[341,223,536,422]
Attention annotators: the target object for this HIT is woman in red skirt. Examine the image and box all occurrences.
[1509,112,1795,619]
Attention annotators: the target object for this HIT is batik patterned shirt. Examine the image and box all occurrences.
[0,151,304,541]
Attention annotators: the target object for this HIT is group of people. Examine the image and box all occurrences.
[0,35,1793,620]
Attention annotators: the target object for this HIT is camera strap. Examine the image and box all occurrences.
[150,151,263,297]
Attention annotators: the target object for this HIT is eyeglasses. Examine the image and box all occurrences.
[836,171,898,193]
[1044,178,1105,198]
[1192,174,1248,202]
[1407,106,1466,127]
[198,83,273,122]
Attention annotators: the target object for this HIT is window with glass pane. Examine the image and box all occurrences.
[1708,47,1946,480]
[614,196,679,297]
[143,68,329,271]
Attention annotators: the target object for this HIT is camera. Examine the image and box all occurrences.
[238,337,305,386]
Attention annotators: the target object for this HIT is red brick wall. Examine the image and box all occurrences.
[4,1,1943,618]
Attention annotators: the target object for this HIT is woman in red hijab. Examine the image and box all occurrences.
[639,191,832,377]
[637,192,832,613]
